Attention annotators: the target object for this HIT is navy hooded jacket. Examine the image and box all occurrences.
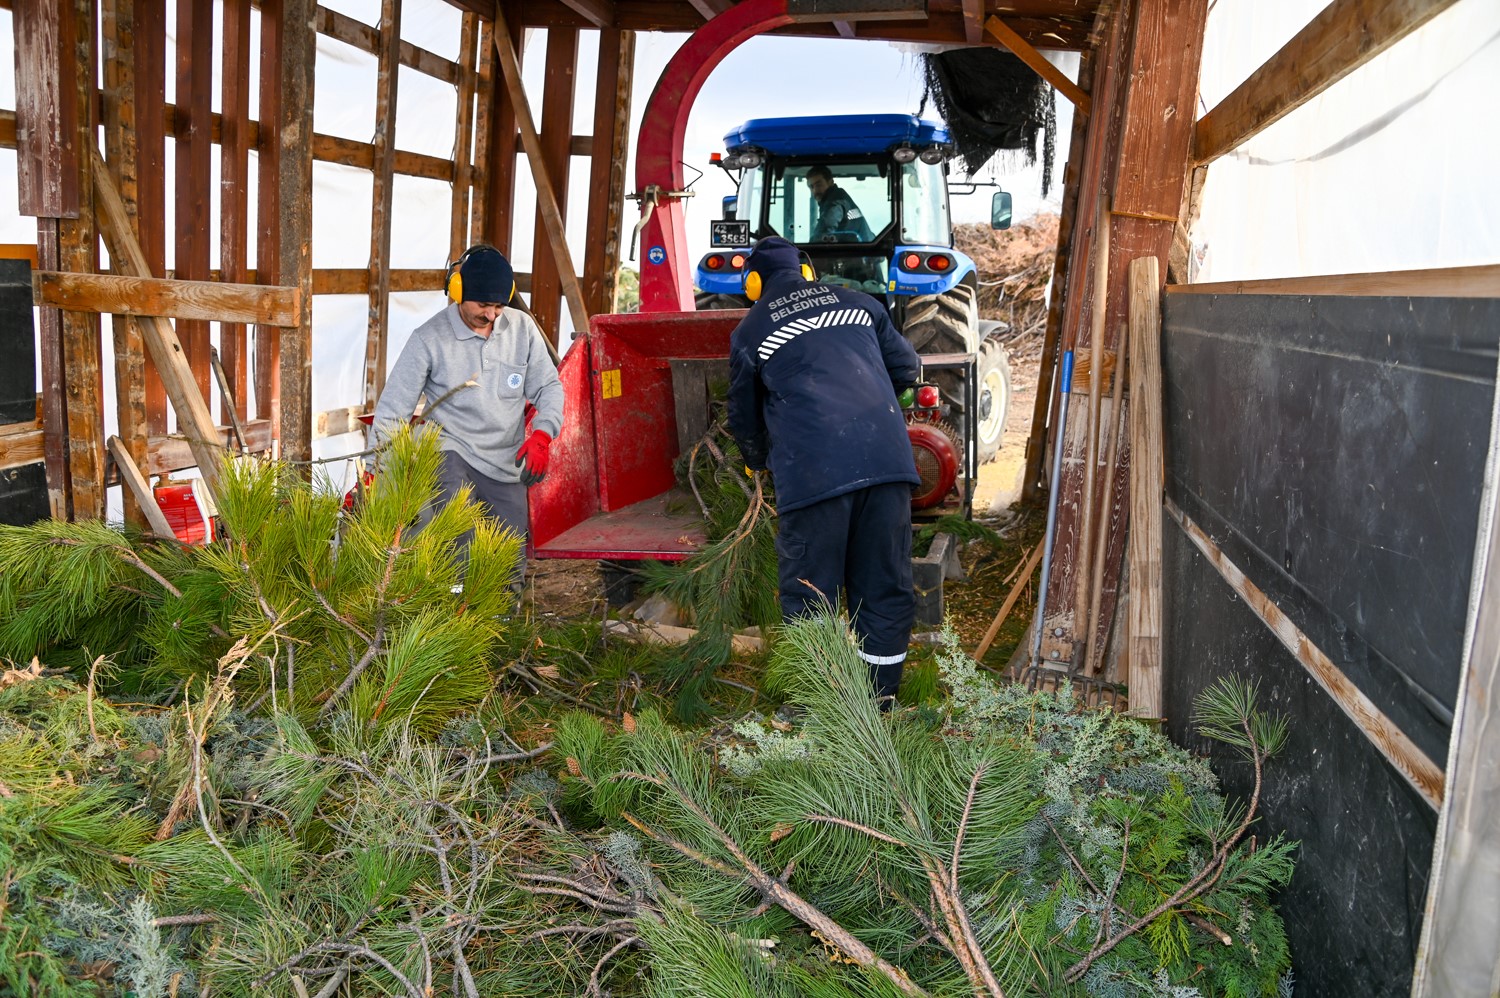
[727,268,921,513]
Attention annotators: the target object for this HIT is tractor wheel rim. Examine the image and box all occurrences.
[978,369,1006,443]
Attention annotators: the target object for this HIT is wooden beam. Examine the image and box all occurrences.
[0,421,46,473]
[449,13,480,262]
[469,17,496,244]
[557,0,614,27]
[985,15,1090,115]
[103,0,149,528]
[960,0,983,44]
[493,7,590,337]
[34,272,303,327]
[135,0,168,432]
[1194,0,1459,164]
[315,5,462,84]
[1166,497,1445,809]
[527,26,579,343]
[1125,256,1163,717]
[107,434,175,537]
[175,0,215,410]
[833,19,856,37]
[61,0,104,520]
[92,146,226,496]
[314,268,446,295]
[482,2,521,249]
[220,0,253,426]
[363,0,403,409]
[271,0,318,465]
[1168,264,1500,298]
[687,0,732,21]
[13,0,79,217]
[583,28,634,316]
[146,420,272,476]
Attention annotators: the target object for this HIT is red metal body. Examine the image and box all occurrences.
[634,0,791,312]
[907,418,962,510]
[528,310,743,560]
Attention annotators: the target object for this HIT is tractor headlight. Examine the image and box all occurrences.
[892,144,917,164]
[736,150,763,168]
[918,145,945,165]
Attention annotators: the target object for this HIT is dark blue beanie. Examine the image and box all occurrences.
[459,245,515,304]
[745,236,803,279]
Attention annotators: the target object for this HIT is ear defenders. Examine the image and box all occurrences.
[743,254,816,302]
[445,245,517,305]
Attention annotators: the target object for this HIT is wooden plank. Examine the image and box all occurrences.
[469,17,496,243]
[34,272,303,327]
[985,15,1090,115]
[493,7,590,337]
[61,0,104,520]
[314,405,369,439]
[1168,264,1500,298]
[135,0,168,432]
[687,0,732,20]
[92,145,226,495]
[482,2,522,250]
[1113,0,1208,217]
[960,0,983,45]
[310,132,455,181]
[1125,257,1162,716]
[583,28,634,316]
[832,19,856,38]
[255,0,285,424]
[1194,0,1459,165]
[449,13,479,262]
[220,0,253,426]
[1411,349,1500,993]
[107,434,175,537]
[528,26,579,342]
[102,0,149,528]
[314,268,447,295]
[146,420,272,476]
[35,225,71,514]
[557,0,614,27]
[1165,497,1445,808]
[13,0,79,217]
[0,421,46,472]
[1073,196,1109,659]
[363,0,403,409]
[175,0,215,410]
[315,4,461,85]
[272,0,319,466]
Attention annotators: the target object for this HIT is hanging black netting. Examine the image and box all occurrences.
[919,48,1056,196]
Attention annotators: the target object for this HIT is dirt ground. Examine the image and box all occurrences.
[526,218,1057,670]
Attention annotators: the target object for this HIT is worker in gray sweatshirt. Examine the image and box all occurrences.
[368,244,563,574]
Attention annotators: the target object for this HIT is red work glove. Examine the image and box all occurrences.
[515,429,552,486]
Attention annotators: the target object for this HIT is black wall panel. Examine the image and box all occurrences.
[1158,291,1500,994]
[0,257,37,424]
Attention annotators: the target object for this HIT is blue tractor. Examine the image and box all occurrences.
[695,113,1016,468]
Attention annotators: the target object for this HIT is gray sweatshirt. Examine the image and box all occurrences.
[368,304,564,484]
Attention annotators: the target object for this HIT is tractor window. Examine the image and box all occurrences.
[737,166,767,235]
[900,160,952,246]
[777,164,890,244]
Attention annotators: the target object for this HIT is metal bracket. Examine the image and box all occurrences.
[627,184,696,261]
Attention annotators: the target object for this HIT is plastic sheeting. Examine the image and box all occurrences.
[1190,0,1500,282]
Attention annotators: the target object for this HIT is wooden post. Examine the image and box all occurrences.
[481,2,521,251]
[92,146,225,496]
[492,6,590,338]
[134,0,168,432]
[60,0,105,520]
[220,0,253,425]
[1073,196,1110,662]
[449,12,479,263]
[469,16,497,247]
[107,435,174,538]
[103,0,150,528]
[527,26,579,343]
[1125,256,1162,717]
[174,0,214,407]
[363,0,403,409]
[584,28,635,317]
[270,0,317,465]
[1086,315,1130,674]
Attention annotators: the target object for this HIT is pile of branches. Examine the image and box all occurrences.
[955,213,1061,360]
[0,432,1296,996]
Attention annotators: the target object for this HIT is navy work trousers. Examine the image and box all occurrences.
[775,481,914,699]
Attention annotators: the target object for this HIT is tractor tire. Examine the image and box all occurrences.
[975,335,1013,464]
[695,292,751,310]
[903,284,981,450]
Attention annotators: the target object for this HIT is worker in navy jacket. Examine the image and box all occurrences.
[727,237,922,704]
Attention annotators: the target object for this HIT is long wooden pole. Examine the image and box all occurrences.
[492,5,590,337]
[1073,196,1110,662]
[1085,315,1130,674]
[1125,256,1163,716]
[973,541,1044,661]
[91,145,224,497]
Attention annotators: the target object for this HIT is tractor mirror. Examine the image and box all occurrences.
[722,196,738,221]
[991,191,1013,231]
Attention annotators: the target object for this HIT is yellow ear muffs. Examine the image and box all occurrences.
[800,263,815,281]
[744,270,763,302]
[447,268,463,303]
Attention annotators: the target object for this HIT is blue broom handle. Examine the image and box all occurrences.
[1030,349,1074,668]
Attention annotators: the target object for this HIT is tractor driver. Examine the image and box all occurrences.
[368,244,563,577]
[806,165,874,243]
[726,237,921,707]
